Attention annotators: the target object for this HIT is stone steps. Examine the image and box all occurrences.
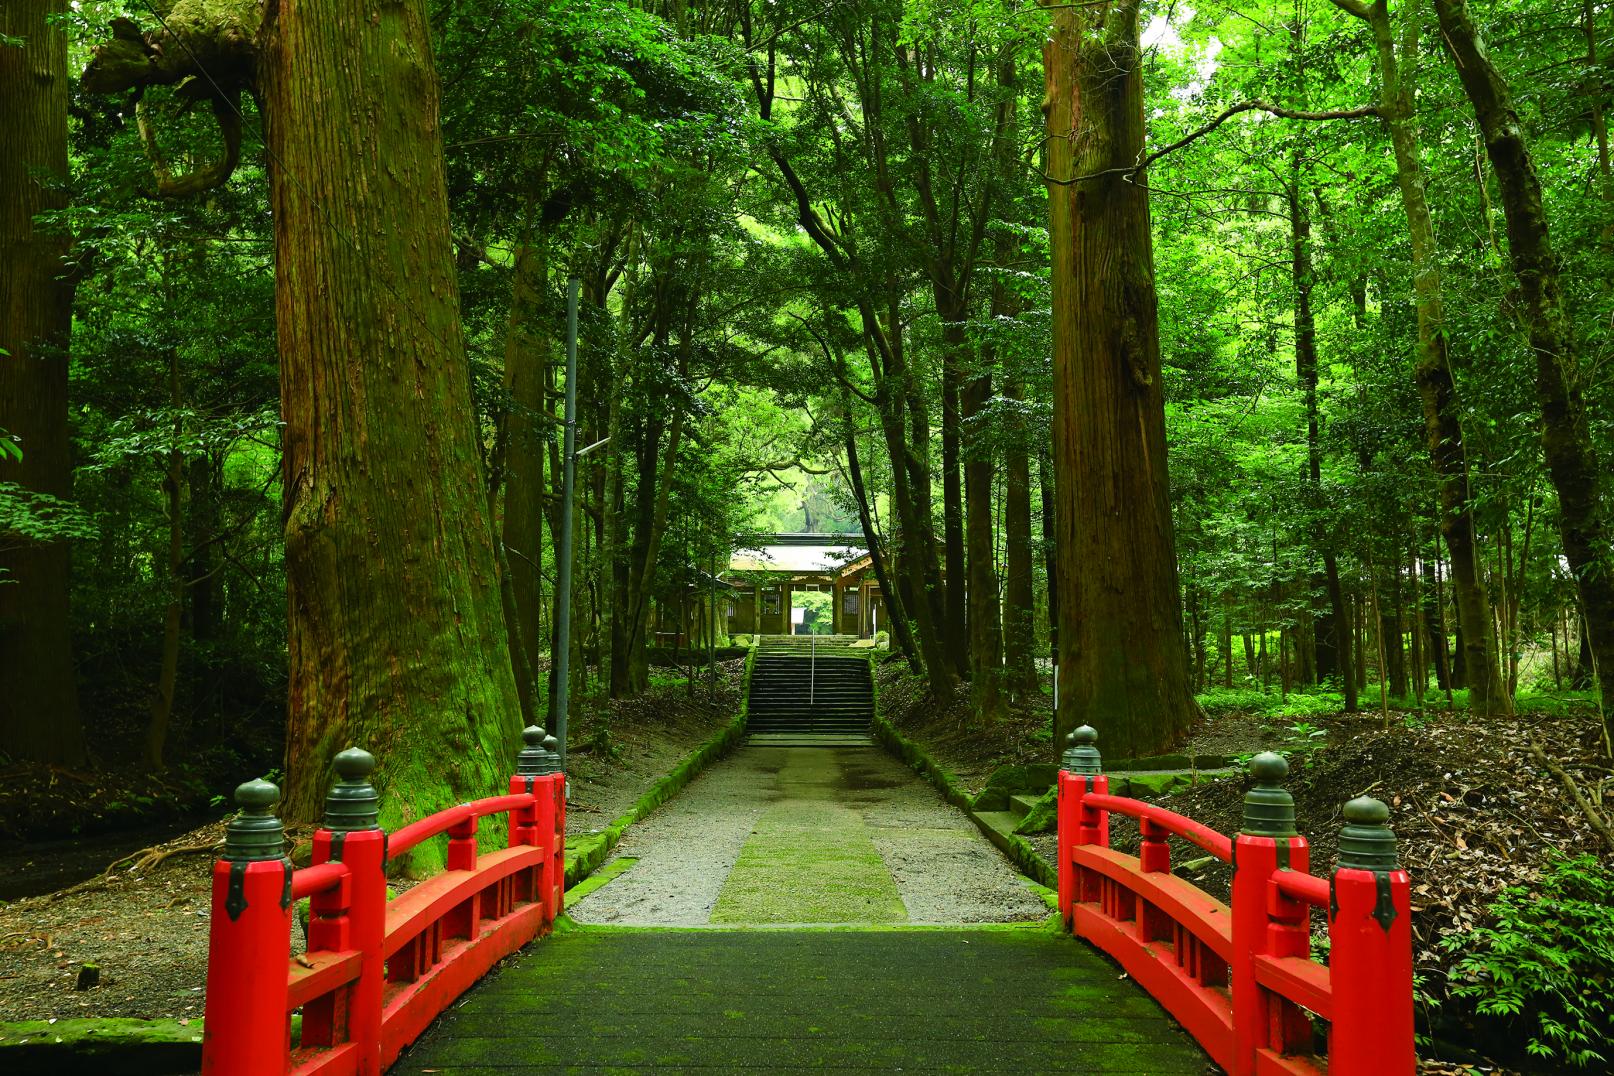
[745,638,872,743]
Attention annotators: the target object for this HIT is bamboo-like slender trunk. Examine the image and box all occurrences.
[1435,0,1614,712]
[1331,0,1504,715]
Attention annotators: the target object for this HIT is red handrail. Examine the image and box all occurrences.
[387,792,536,860]
[199,750,567,1076]
[289,861,349,901]
[1082,792,1234,862]
[1272,868,1329,908]
[1056,760,1414,1076]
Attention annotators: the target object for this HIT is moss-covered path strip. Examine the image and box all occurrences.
[566,745,1047,926]
[392,926,1209,1073]
[712,750,906,923]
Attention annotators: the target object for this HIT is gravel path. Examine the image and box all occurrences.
[567,745,1048,926]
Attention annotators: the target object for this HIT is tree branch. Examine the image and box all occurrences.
[1042,99,1380,187]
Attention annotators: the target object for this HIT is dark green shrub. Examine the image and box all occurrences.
[1441,854,1614,1069]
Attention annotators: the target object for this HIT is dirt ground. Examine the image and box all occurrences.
[0,659,744,1022]
[877,661,1609,1075]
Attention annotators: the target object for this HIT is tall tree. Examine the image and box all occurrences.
[500,220,549,724]
[1329,0,1505,715]
[1043,0,1197,757]
[259,0,525,838]
[0,0,86,765]
[1433,0,1614,711]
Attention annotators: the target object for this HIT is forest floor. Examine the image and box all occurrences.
[876,658,1612,1075]
[0,658,746,1023]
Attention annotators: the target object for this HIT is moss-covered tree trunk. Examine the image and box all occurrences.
[0,0,85,766]
[1435,0,1614,711]
[1043,0,1197,758]
[262,0,523,846]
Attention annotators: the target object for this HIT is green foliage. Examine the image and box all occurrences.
[0,483,97,549]
[1442,855,1614,1069]
[1196,687,1343,720]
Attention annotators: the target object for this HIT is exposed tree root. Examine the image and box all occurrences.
[1527,731,1614,852]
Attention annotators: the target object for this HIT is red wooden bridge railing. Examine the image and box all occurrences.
[200,726,567,1076]
[1056,726,1415,1075]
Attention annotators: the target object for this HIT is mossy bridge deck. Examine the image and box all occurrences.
[392,925,1208,1074]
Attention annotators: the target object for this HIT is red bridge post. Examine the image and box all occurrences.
[510,725,565,923]
[1328,796,1414,1074]
[201,779,293,1076]
[1057,726,1109,928]
[307,748,387,1073]
[1231,752,1312,1075]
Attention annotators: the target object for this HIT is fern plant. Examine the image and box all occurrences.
[1441,855,1614,1069]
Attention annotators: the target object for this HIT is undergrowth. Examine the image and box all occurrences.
[1440,854,1614,1069]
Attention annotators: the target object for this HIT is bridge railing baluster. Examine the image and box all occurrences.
[1057,731,1415,1076]
[200,724,567,1076]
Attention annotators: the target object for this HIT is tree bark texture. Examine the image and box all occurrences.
[0,0,85,765]
[263,0,524,848]
[1002,380,1039,697]
[1435,0,1614,710]
[1289,162,1355,708]
[1043,0,1197,758]
[962,360,1003,721]
[940,329,968,678]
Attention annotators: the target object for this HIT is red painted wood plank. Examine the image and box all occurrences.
[1253,954,1332,1021]
[380,900,548,1068]
[1255,1046,1327,1076]
[1072,846,1234,960]
[286,950,363,1011]
[383,846,545,959]
[287,1041,360,1076]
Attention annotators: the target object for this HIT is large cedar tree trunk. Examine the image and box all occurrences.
[1435,0,1614,709]
[1043,0,1197,757]
[0,0,85,765]
[263,0,524,847]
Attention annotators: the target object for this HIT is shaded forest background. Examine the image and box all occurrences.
[0,0,1609,845]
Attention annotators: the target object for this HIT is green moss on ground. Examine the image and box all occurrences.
[0,1018,202,1076]
[1014,787,1057,834]
[711,751,907,924]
